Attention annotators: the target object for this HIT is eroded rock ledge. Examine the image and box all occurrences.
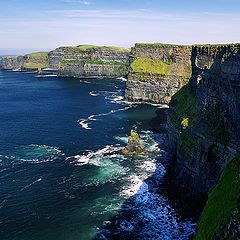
[125,43,192,104]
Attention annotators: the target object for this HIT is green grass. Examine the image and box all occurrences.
[130,56,173,74]
[61,59,127,66]
[67,45,130,52]
[23,52,49,69]
[195,152,240,239]
[85,60,127,65]
[61,59,83,64]
[24,52,48,58]
[171,84,198,121]
[134,43,188,48]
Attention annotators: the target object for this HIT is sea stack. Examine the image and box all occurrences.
[122,129,147,155]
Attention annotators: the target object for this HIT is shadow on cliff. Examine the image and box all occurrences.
[92,108,206,240]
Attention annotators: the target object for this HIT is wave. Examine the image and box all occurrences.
[20,177,42,191]
[122,100,169,108]
[1,144,62,165]
[78,105,133,130]
[35,74,58,78]
[78,118,91,130]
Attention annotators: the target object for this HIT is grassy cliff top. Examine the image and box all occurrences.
[75,45,130,52]
[134,43,190,48]
[130,56,173,75]
[23,52,49,69]
[24,52,49,58]
[195,152,240,239]
[193,43,240,47]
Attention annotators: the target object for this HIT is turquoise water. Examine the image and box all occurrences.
[0,70,195,240]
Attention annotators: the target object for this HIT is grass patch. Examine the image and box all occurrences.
[24,52,48,58]
[130,56,173,74]
[61,59,83,64]
[171,84,198,122]
[85,60,127,65]
[68,45,130,52]
[135,43,188,48]
[195,152,240,239]
[23,52,49,69]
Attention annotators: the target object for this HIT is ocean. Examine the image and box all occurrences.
[0,70,195,240]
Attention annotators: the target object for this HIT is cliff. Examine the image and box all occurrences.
[0,52,49,70]
[125,43,192,104]
[49,45,130,78]
[166,44,240,238]
[0,56,24,69]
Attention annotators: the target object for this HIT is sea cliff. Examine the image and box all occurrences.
[0,45,130,78]
[0,52,49,71]
[166,44,240,238]
[125,43,192,104]
[49,45,130,78]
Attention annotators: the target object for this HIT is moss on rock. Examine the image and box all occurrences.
[130,56,173,75]
[195,152,240,239]
[122,130,147,155]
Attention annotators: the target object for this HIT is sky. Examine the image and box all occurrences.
[1,0,240,54]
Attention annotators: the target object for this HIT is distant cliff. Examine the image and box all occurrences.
[125,43,192,104]
[49,45,130,78]
[0,52,49,70]
[0,45,130,78]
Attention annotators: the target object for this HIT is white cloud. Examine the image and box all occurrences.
[62,0,91,5]
[0,9,240,51]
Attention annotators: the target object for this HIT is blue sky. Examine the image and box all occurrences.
[1,0,240,54]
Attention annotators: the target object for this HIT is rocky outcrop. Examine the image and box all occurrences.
[0,52,49,70]
[49,45,130,78]
[0,56,24,70]
[125,43,192,104]
[168,44,240,194]
[122,130,147,155]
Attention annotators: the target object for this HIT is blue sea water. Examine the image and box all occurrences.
[0,70,195,240]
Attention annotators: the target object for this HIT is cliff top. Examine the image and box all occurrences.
[134,43,240,48]
[134,43,191,48]
[24,52,48,58]
[73,45,130,52]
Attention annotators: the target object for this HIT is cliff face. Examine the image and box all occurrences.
[0,52,49,70]
[0,56,24,69]
[167,44,240,239]
[49,45,130,78]
[125,43,192,104]
[168,44,240,194]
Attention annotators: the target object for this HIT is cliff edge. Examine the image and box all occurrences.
[125,43,192,104]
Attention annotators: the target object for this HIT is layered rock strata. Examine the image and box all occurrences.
[49,45,130,78]
[125,43,192,104]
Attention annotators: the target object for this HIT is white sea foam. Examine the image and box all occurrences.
[21,177,42,191]
[78,118,91,130]
[35,74,58,78]
[89,91,100,97]
[78,106,132,130]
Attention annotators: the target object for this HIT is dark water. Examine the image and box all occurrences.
[0,70,195,240]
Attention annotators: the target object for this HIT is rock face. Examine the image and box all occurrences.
[49,45,130,78]
[0,56,24,69]
[122,130,147,155]
[0,52,49,70]
[168,44,240,194]
[125,43,192,104]
[166,44,240,238]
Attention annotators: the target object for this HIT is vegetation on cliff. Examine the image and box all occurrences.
[122,130,147,155]
[68,45,130,53]
[23,52,49,69]
[195,153,240,239]
[130,56,173,75]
